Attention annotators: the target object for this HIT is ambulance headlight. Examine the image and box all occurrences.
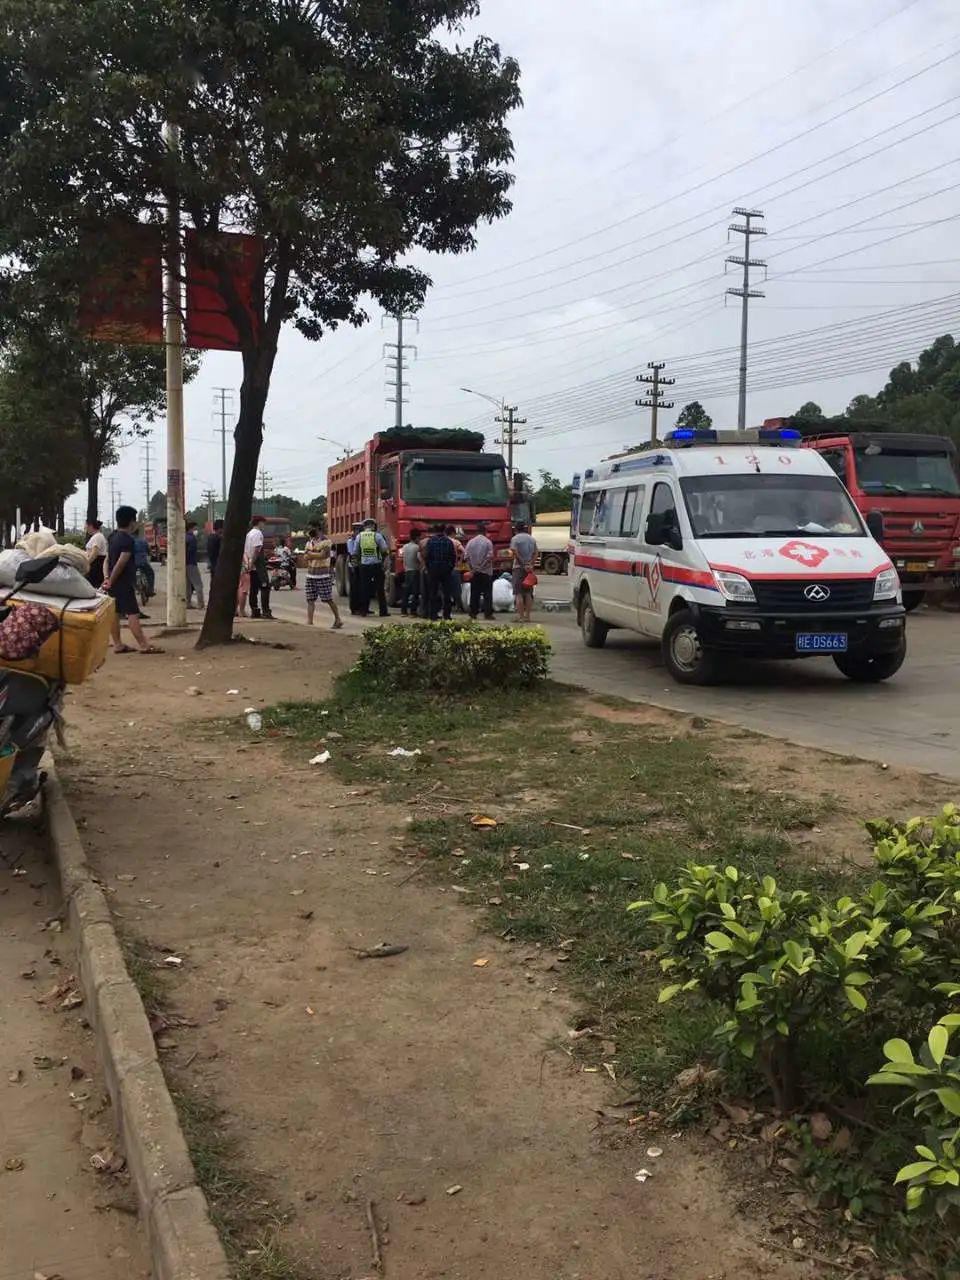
[714,571,756,603]
[874,568,900,602]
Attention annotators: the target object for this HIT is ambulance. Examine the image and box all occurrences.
[570,427,907,685]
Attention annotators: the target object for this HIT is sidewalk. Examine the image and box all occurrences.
[0,818,146,1280]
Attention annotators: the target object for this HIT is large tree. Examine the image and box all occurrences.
[675,401,712,431]
[533,470,572,514]
[0,0,520,645]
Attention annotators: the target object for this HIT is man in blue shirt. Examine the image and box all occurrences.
[185,521,205,609]
[350,518,390,617]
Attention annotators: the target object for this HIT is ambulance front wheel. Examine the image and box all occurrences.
[579,589,609,648]
[833,641,906,683]
[662,608,720,685]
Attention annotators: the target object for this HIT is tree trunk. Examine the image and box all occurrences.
[760,1036,798,1114]
[56,498,65,538]
[85,443,101,524]
[197,373,268,647]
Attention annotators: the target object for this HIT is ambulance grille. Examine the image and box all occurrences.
[752,579,875,610]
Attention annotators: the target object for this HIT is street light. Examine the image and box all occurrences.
[460,386,504,411]
[316,434,353,460]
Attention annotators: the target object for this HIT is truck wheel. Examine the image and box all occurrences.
[833,641,906,683]
[661,608,720,685]
[334,554,348,598]
[902,589,925,612]
[579,588,608,648]
[541,552,563,576]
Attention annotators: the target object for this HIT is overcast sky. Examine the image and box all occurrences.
[96,0,960,525]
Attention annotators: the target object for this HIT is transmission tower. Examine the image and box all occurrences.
[141,438,155,511]
[107,478,121,522]
[635,362,676,446]
[384,313,419,429]
[212,387,234,500]
[257,470,273,501]
[494,406,527,481]
[726,207,767,431]
[201,487,218,526]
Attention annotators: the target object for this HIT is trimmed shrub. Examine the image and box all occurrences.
[354,621,549,691]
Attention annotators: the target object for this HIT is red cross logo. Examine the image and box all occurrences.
[779,539,829,568]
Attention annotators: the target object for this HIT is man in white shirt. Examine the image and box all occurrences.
[464,522,495,620]
[239,516,272,618]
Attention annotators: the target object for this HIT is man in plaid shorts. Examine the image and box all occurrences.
[304,524,343,629]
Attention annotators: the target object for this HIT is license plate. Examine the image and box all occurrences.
[796,632,847,653]
[904,561,929,573]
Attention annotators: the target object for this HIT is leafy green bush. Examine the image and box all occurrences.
[354,621,549,692]
[869,1017,960,1214]
[632,806,960,1113]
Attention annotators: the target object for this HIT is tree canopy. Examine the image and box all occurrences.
[0,0,521,644]
[675,401,712,430]
[533,470,573,513]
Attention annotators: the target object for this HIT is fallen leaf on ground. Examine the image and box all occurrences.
[646,1146,664,1159]
[309,751,331,765]
[472,957,490,968]
[809,1111,833,1143]
[20,969,35,980]
[470,815,497,828]
[634,1168,652,1183]
[4,1156,25,1172]
[34,1270,65,1280]
[90,1147,126,1175]
[305,1006,315,1016]
[59,991,83,1011]
[445,1184,463,1196]
[161,956,183,968]
[720,1100,751,1125]
[32,1055,55,1071]
[116,874,136,883]
[8,1070,23,1084]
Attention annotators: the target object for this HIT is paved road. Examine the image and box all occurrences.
[153,567,960,779]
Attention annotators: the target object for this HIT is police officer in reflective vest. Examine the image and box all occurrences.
[355,518,390,617]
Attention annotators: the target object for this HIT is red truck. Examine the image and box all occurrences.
[327,427,516,602]
[765,417,960,610]
[143,519,168,563]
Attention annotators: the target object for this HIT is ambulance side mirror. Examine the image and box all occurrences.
[645,513,682,551]
[865,510,884,542]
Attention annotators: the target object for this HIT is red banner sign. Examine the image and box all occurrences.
[185,230,264,351]
[78,222,164,344]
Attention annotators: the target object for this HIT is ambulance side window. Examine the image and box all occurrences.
[596,488,625,536]
[645,482,681,547]
[620,486,644,537]
[650,482,678,524]
[578,490,598,536]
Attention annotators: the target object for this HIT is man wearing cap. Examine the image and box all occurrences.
[355,517,390,617]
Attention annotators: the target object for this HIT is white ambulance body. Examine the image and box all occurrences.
[570,428,907,685]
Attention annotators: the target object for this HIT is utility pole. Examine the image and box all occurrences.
[384,312,419,429]
[141,439,155,511]
[107,478,120,522]
[495,406,527,481]
[257,470,273,502]
[212,387,234,501]
[163,120,187,628]
[70,506,79,534]
[726,207,766,432]
[201,487,217,527]
[635,362,676,445]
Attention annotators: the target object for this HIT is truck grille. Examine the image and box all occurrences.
[882,510,958,555]
[752,579,875,610]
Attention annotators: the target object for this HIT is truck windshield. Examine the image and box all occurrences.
[680,473,864,538]
[855,447,960,497]
[403,464,508,507]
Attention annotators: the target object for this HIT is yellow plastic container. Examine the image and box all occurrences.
[0,595,115,684]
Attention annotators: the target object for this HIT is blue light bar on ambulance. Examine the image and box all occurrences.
[758,427,801,446]
[665,428,718,444]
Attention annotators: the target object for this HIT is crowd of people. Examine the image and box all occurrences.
[83,510,539,649]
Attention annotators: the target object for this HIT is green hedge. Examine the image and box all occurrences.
[354,621,549,691]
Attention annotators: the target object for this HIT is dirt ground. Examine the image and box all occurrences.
[0,815,147,1280]
[56,621,955,1280]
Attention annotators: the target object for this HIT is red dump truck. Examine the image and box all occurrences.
[766,417,960,609]
[327,427,518,602]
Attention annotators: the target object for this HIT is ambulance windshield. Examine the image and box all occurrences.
[681,473,864,538]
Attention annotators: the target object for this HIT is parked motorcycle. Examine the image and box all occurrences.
[0,556,66,824]
[268,555,296,591]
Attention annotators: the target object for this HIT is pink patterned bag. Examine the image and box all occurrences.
[0,603,59,661]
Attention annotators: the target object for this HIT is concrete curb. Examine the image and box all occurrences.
[43,763,231,1280]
